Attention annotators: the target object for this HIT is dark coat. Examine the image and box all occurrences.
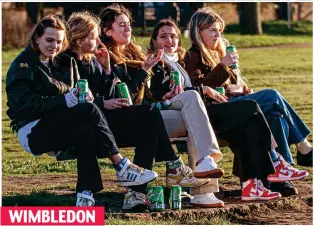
[150,61,205,102]
[6,46,79,131]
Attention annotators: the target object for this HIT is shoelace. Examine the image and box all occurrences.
[180,164,194,180]
[134,191,147,201]
[256,179,269,192]
[280,157,298,173]
[128,164,144,177]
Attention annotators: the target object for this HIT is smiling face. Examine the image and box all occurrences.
[105,14,131,47]
[80,26,101,54]
[154,25,179,54]
[36,27,65,61]
[200,22,222,50]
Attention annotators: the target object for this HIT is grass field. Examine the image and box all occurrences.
[1,34,313,224]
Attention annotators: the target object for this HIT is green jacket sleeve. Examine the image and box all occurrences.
[6,63,67,120]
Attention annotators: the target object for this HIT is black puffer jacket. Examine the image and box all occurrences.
[6,46,79,131]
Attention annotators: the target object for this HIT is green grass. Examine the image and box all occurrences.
[1,36,313,224]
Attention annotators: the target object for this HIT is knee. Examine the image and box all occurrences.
[74,103,104,120]
[264,89,281,98]
[184,90,202,102]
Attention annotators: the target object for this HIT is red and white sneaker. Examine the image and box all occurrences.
[242,178,281,201]
[267,154,309,182]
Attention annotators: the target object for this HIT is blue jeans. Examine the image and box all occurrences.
[229,89,311,164]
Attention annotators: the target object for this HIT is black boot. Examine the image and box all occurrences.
[268,181,298,197]
[297,149,313,167]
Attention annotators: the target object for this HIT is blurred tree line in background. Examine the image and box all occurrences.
[2,2,313,48]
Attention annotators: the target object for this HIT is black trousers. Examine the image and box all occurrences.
[206,100,275,182]
[102,104,178,193]
[28,103,119,193]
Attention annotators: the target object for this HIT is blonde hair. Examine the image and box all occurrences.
[189,7,247,86]
[27,14,68,55]
[67,11,101,61]
[188,7,226,69]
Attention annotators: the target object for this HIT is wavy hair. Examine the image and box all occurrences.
[27,14,69,55]
[188,7,226,68]
[67,11,101,61]
[148,19,185,63]
[98,3,144,63]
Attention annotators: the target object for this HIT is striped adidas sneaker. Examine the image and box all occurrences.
[115,158,158,187]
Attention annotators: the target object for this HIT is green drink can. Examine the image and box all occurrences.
[148,186,165,212]
[215,87,225,95]
[77,79,88,103]
[116,83,133,105]
[170,71,181,87]
[226,45,239,69]
[170,185,181,210]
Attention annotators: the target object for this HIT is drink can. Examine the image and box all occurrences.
[148,186,165,212]
[226,45,239,69]
[170,71,181,87]
[170,185,181,210]
[215,87,225,95]
[116,83,133,105]
[77,79,88,103]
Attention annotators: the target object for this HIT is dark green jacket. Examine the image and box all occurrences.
[6,46,79,131]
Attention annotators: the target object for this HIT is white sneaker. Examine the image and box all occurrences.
[76,190,95,207]
[190,193,224,208]
[194,155,224,178]
[123,188,147,210]
[116,158,158,187]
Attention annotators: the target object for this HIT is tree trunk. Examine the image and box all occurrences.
[240,2,263,35]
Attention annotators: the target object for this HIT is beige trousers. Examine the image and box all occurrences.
[160,90,221,194]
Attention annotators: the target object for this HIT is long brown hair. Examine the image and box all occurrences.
[27,14,69,54]
[148,19,185,63]
[188,7,226,68]
[67,11,100,61]
[99,3,144,63]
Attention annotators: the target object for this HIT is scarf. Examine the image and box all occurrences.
[162,52,192,88]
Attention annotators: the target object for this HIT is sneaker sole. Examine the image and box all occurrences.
[194,169,225,178]
[118,175,157,187]
[241,196,281,201]
[167,178,210,188]
[267,173,309,183]
[190,202,224,208]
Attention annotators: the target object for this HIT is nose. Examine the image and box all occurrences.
[96,37,101,45]
[51,41,57,49]
[125,25,131,32]
[216,31,221,38]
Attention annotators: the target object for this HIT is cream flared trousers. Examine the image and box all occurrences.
[160,90,222,194]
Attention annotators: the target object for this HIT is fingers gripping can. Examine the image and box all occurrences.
[226,45,239,69]
[215,87,225,95]
[170,71,181,87]
[116,83,133,105]
[77,79,88,103]
[148,186,165,211]
[170,185,181,210]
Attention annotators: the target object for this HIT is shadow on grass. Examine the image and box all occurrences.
[2,191,124,212]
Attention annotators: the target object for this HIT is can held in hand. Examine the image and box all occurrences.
[116,83,133,105]
[170,185,181,210]
[77,79,88,103]
[170,71,181,87]
[215,87,225,95]
[226,45,239,69]
[148,186,165,212]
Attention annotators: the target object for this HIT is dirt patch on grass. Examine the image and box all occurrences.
[2,175,312,224]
